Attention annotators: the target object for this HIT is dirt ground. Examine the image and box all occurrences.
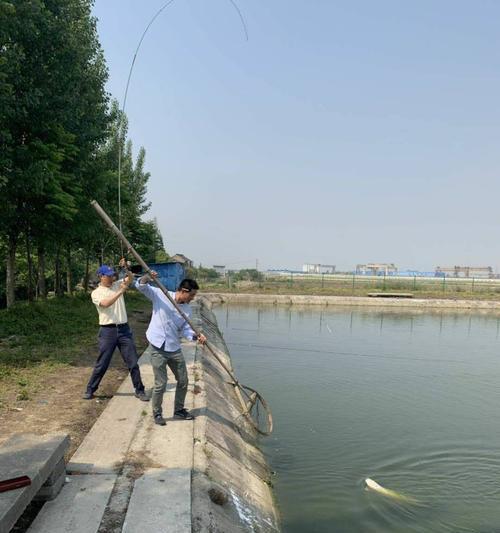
[0,310,151,460]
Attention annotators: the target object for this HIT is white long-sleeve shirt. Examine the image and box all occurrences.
[135,281,195,351]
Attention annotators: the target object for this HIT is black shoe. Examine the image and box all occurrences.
[135,390,150,402]
[174,408,195,420]
[82,391,94,400]
[154,414,166,426]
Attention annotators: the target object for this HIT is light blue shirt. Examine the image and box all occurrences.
[135,281,195,352]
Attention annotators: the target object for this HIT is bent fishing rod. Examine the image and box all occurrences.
[91,200,272,435]
[115,0,248,241]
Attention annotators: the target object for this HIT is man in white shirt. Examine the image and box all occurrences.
[83,262,148,401]
[136,275,206,426]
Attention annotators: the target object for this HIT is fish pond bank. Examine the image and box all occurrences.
[203,292,500,311]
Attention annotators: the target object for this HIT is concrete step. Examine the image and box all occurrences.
[127,344,196,470]
[27,474,116,533]
[67,344,196,475]
[122,468,191,533]
[0,433,69,533]
[67,353,155,475]
[50,343,198,531]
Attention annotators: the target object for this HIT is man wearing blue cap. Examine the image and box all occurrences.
[83,260,148,401]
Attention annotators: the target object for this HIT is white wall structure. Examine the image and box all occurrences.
[356,263,398,275]
[212,265,226,277]
[302,264,336,274]
[435,266,494,278]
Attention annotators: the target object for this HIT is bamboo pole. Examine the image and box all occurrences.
[90,200,272,435]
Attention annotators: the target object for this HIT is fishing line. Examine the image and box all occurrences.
[226,341,476,365]
[116,0,249,249]
[228,0,249,41]
[117,0,175,255]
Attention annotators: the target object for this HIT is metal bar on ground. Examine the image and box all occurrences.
[0,475,31,493]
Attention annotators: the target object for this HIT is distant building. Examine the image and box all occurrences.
[213,265,226,277]
[356,263,397,275]
[302,264,336,274]
[170,253,193,268]
[435,266,493,278]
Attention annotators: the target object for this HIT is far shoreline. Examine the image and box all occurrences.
[201,292,500,313]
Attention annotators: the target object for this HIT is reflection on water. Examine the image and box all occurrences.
[213,305,500,533]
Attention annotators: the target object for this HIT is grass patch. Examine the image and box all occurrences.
[0,291,150,408]
[0,293,96,368]
[17,389,30,401]
[0,291,148,369]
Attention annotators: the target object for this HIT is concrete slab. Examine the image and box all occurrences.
[144,416,194,469]
[191,301,280,532]
[206,421,269,482]
[68,344,194,475]
[27,474,116,533]
[127,360,195,470]
[122,468,191,533]
[33,343,198,532]
[33,470,66,501]
[0,433,69,533]
[122,344,196,532]
[42,457,66,486]
[67,369,153,474]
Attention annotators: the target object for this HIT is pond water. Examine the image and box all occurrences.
[212,304,500,533]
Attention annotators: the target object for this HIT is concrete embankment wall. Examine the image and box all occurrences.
[202,292,500,312]
[191,297,280,532]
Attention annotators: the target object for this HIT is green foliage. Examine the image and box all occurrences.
[231,269,263,282]
[190,266,219,281]
[0,3,168,306]
[0,293,96,365]
[17,388,30,401]
[155,249,170,263]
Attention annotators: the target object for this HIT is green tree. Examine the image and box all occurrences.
[0,2,168,305]
[0,0,109,305]
[232,269,263,282]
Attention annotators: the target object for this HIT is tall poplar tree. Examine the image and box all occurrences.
[0,0,109,305]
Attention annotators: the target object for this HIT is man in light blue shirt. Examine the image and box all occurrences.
[136,275,206,426]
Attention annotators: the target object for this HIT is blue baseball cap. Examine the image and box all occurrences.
[97,265,115,277]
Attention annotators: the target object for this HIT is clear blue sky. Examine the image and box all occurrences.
[92,1,500,272]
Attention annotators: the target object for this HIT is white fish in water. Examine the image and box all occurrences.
[364,478,418,504]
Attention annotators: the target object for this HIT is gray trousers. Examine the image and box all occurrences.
[149,344,188,415]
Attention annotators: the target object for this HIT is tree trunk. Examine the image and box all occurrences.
[26,232,34,302]
[84,250,90,292]
[55,247,63,297]
[6,233,17,308]
[37,246,47,299]
[66,245,73,295]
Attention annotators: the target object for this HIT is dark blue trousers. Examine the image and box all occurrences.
[86,324,145,394]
